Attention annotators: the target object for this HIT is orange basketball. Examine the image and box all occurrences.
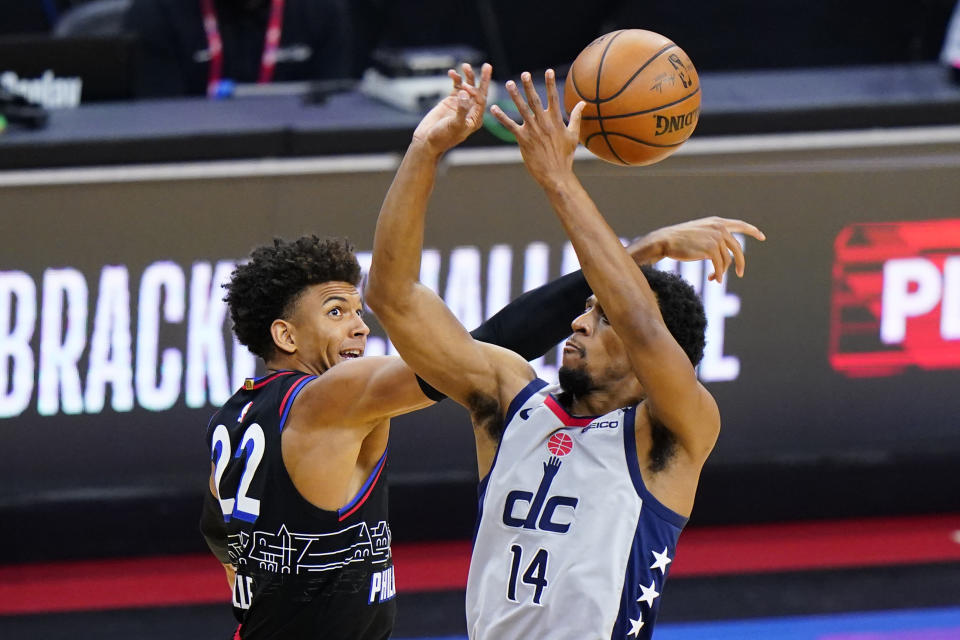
[564,29,701,166]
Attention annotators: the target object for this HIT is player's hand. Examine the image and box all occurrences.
[490,69,586,187]
[629,217,766,283]
[412,63,492,155]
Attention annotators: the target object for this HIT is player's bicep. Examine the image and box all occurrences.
[354,356,437,420]
[291,356,435,428]
[372,282,504,406]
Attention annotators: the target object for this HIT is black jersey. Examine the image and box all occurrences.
[205,371,395,640]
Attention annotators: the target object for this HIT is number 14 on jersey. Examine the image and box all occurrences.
[507,544,550,605]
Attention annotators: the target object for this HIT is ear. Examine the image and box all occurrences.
[271,319,297,355]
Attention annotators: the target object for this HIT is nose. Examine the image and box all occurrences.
[353,314,370,338]
[570,310,591,336]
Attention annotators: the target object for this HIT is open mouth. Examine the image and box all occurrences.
[339,349,363,360]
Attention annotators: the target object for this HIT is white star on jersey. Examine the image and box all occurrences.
[627,615,644,637]
[650,547,672,574]
[637,580,660,607]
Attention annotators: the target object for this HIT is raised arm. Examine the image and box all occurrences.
[490,71,761,462]
[366,64,534,418]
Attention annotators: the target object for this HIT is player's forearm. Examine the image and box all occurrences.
[541,173,660,328]
[368,140,443,310]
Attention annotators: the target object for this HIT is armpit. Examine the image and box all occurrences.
[648,416,679,474]
[467,390,504,442]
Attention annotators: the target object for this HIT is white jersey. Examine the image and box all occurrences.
[466,379,687,640]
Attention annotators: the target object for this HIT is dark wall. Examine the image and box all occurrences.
[356,0,958,76]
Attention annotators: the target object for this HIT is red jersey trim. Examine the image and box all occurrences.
[544,394,596,427]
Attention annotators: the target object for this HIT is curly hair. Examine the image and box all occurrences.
[640,265,707,366]
[224,236,362,361]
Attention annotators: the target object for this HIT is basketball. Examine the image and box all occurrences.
[564,29,701,166]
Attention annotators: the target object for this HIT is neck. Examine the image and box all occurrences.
[265,354,323,377]
[563,385,642,417]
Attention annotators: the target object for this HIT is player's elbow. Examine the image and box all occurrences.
[365,272,401,315]
[367,272,420,320]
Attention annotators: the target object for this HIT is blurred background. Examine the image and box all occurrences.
[1,1,960,639]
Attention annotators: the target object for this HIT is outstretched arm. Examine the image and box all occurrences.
[490,70,763,462]
[367,64,533,415]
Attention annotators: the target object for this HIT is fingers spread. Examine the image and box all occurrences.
[490,104,521,133]
[520,72,544,117]
[448,69,462,90]
[478,63,492,100]
[462,63,476,87]
[545,68,568,127]
[506,80,534,121]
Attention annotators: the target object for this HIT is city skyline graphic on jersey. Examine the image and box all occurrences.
[227,520,391,574]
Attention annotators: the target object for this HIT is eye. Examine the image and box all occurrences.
[328,307,342,317]
[356,308,364,318]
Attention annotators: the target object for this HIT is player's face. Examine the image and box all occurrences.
[562,295,635,385]
[289,281,369,372]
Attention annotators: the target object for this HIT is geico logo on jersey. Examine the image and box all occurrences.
[830,219,960,377]
[233,574,254,610]
[368,566,396,604]
[502,456,578,534]
[580,419,619,434]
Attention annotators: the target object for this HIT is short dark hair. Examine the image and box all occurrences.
[224,236,361,361]
[641,265,706,366]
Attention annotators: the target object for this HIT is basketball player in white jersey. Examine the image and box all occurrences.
[367,64,764,638]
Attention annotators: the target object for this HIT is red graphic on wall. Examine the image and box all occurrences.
[829,219,960,377]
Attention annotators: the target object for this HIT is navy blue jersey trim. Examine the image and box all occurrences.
[475,377,547,543]
[474,475,489,545]
[278,375,316,432]
[504,377,548,426]
[623,405,689,529]
[338,448,388,520]
[478,377,548,489]
[205,412,218,444]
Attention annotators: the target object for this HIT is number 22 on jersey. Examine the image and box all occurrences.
[210,423,265,523]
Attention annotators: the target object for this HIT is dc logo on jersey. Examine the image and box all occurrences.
[237,401,253,423]
[502,456,578,534]
[547,432,573,456]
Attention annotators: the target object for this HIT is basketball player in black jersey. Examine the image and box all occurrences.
[202,62,765,640]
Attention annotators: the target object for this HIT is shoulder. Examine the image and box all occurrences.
[478,343,536,385]
[288,356,435,430]
[292,356,403,407]
[470,343,537,415]
[463,344,537,440]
